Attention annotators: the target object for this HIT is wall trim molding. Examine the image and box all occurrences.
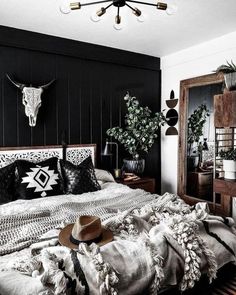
[0,25,160,71]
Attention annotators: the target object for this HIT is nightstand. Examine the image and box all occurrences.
[116,177,155,193]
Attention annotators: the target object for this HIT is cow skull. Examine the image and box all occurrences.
[6,74,55,127]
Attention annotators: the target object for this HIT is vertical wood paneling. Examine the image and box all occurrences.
[0,47,4,146]
[3,47,18,147]
[44,55,57,145]
[16,48,32,146]
[80,59,91,144]
[0,27,161,192]
[56,56,70,145]
[68,58,81,145]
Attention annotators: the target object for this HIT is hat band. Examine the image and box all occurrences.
[69,233,103,245]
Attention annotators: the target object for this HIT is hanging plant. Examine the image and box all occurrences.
[106,92,166,160]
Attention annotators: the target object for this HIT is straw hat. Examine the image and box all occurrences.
[59,215,113,249]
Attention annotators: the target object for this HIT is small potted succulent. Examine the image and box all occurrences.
[107,92,166,174]
[214,60,236,91]
[219,148,236,179]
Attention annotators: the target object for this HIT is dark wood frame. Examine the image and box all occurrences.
[177,73,225,214]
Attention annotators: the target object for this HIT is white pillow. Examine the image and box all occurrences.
[95,169,115,183]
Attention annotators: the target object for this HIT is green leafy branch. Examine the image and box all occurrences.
[107,92,166,159]
[187,104,209,156]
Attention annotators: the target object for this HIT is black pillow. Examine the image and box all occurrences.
[0,162,16,204]
[15,157,63,199]
[60,156,101,195]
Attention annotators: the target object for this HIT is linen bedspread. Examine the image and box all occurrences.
[0,182,236,295]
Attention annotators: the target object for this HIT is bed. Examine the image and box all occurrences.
[0,144,236,295]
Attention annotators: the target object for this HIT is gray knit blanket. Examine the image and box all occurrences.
[0,185,155,255]
[0,183,236,295]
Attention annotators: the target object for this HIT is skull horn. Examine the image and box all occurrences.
[6,74,26,90]
[39,79,55,90]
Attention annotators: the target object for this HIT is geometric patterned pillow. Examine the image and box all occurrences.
[60,156,101,195]
[15,157,63,199]
[0,162,16,204]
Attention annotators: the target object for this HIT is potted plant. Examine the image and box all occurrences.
[187,104,209,171]
[219,149,236,179]
[106,92,166,174]
[214,60,236,91]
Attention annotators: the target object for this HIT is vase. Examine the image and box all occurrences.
[123,158,145,175]
[224,72,236,91]
[223,160,236,179]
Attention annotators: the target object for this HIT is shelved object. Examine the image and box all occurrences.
[215,127,236,178]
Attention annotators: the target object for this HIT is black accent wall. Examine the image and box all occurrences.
[0,26,161,191]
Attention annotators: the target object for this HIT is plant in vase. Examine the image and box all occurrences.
[214,60,236,91]
[106,92,166,174]
[187,104,209,171]
[219,149,236,179]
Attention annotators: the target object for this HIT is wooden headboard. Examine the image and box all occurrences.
[0,144,96,168]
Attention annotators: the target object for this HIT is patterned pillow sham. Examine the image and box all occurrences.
[60,156,101,195]
[0,163,16,204]
[15,157,63,199]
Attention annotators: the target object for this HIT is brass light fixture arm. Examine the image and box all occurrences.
[126,0,167,9]
[125,3,136,12]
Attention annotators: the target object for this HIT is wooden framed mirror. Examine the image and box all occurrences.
[178,73,225,214]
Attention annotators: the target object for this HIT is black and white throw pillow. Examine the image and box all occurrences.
[60,156,101,195]
[15,157,63,199]
[0,163,16,204]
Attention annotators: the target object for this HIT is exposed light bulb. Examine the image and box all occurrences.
[59,2,71,14]
[137,14,145,22]
[113,23,123,30]
[166,3,178,15]
[90,13,101,22]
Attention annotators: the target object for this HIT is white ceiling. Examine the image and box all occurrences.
[0,0,236,57]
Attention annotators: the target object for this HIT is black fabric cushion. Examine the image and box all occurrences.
[60,156,101,195]
[15,157,63,199]
[0,163,16,204]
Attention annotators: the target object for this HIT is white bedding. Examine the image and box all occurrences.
[0,182,236,295]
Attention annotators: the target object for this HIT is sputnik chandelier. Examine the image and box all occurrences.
[60,0,176,29]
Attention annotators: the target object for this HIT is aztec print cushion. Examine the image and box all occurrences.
[60,156,101,195]
[0,162,16,204]
[15,157,63,199]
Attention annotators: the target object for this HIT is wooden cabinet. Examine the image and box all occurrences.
[117,177,155,193]
[214,91,236,127]
[187,171,213,200]
[213,178,236,216]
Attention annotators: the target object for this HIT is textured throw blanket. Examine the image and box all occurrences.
[0,183,236,295]
[0,187,155,255]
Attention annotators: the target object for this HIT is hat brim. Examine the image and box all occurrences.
[59,223,113,249]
